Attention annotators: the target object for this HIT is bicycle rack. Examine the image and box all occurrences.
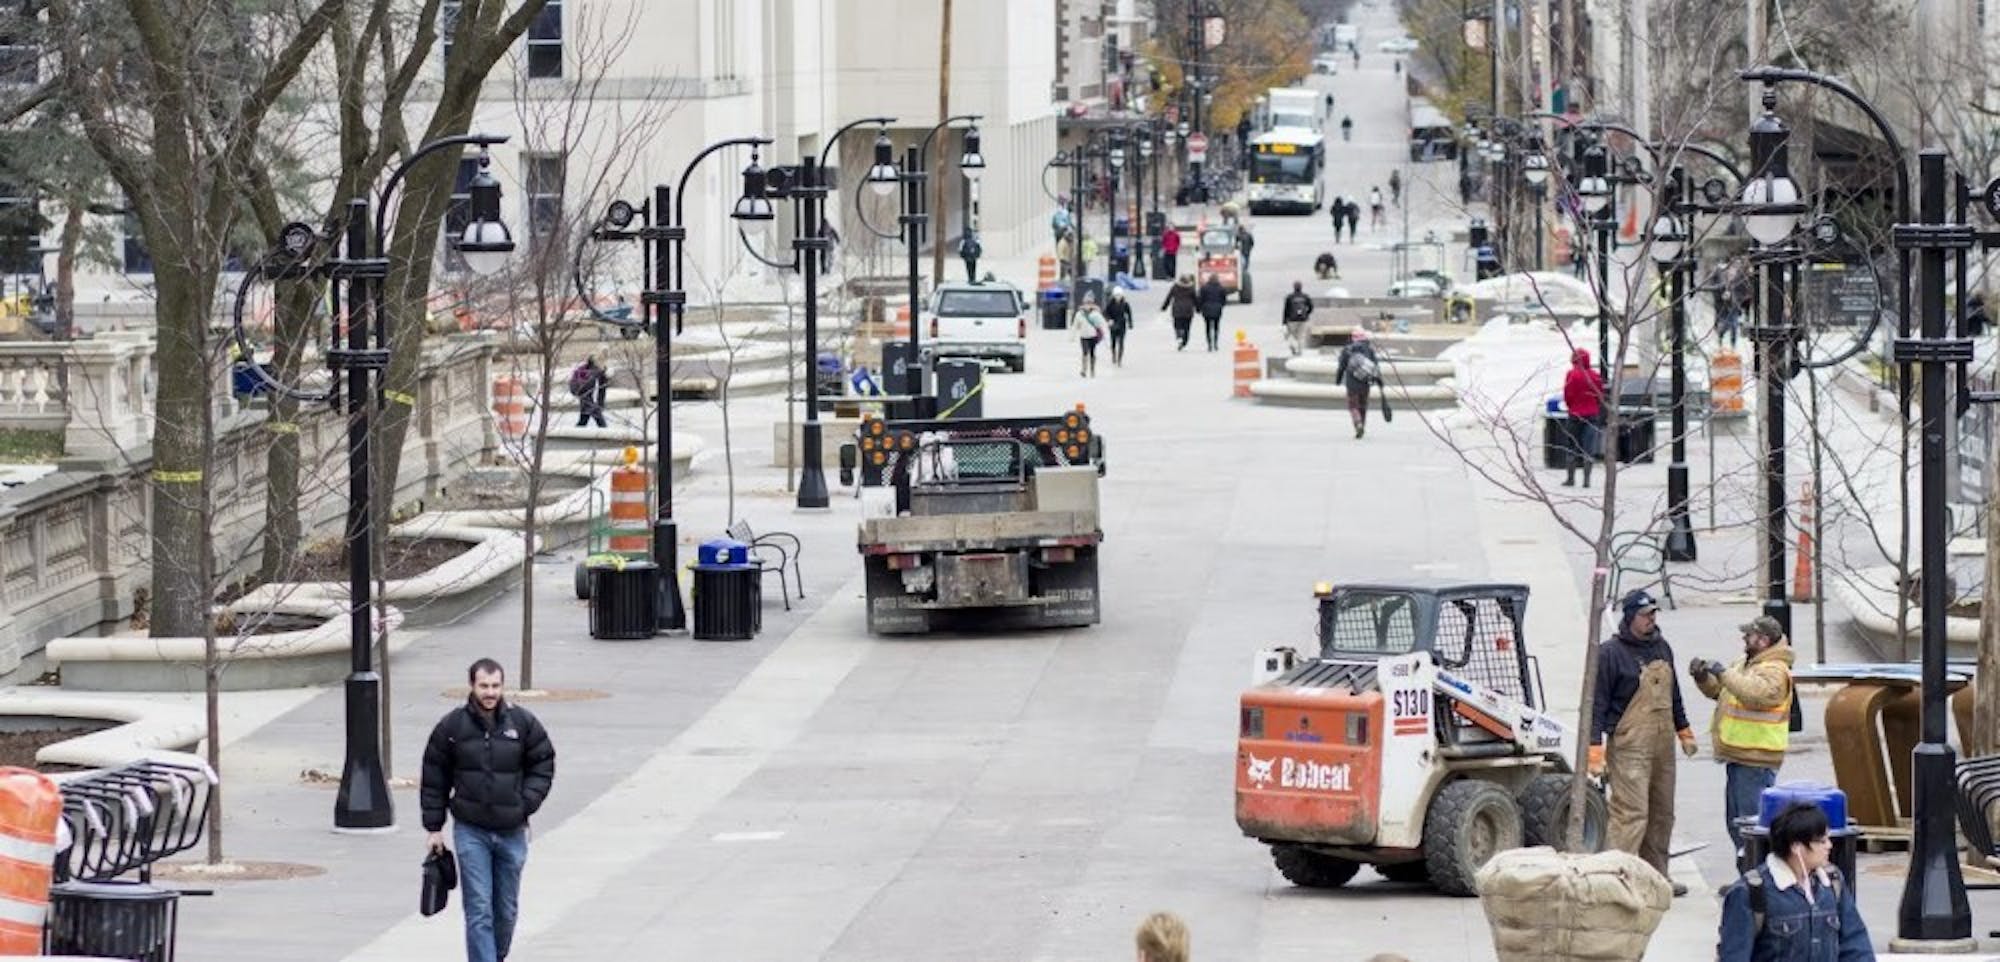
[55,760,219,883]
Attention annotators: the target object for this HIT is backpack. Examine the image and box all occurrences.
[1741,864,1843,937]
[1346,350,1380,384]
[567,363,593,397]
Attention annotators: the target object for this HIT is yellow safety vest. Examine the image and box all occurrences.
[1716,681,1791,753]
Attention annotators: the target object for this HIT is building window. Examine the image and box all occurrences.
[440,0,460,67]
[526,0,562,79]
[441,157,480,273]
[0,1,37,87]
[122,207,150,275]
[0,181,37,275]
[523,152,564,251]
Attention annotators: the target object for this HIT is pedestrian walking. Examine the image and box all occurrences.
[959,232,982,283]
[1690,615,1796,855]
[1135,911,1190,962]
[1050,203,1073,247]
[1282,281,1315,356]
[1329,196,1346,241]
[422,658,557,962]
[1562,348,1605,487]
[1719,265,1750,346]
[1197,273,1228,351]
[1236,226,1256,269]
[1056,229,1075,279]
[1590,590,1696,896]
[1162,274,1199,350]
[1345,198,1362,241]
[1369,187,1385,229]
[1081,234,1100,268]
[1104,287,1133,366]
[1333,328,1382,437]
[568,355,608,428]
[1340,115,1353,141]
[1388,170,1402,205]
[1160,226,1182,279]
[1717,801,1872,961]
[1072,295,1107,377]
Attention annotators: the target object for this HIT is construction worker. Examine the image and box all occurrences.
[1589,590,1696,896]
[1690,615,1795,855]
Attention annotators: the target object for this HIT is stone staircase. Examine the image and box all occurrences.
[1249,351,1459,409]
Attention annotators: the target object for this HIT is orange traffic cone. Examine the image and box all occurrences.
[1792,482,1815,602]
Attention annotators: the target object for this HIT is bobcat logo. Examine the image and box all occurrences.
[1245,752,1275,788]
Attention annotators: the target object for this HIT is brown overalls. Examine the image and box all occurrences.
[1607,659,1676,874]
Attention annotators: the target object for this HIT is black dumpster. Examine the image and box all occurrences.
[933,358,984,419]
[589,561,659,640]
[45,881,180,962]
[692,564,761,641]
[1614,407,1657,464]
[1039,287,1069,330]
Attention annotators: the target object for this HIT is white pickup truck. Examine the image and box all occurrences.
[924,281,1030,373]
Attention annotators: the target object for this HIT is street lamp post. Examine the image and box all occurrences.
[1738,90,1806,642]
[228,134,515,830]
[898,116,984,414]
[1106,134,1127,280]
[1576,138,1613,379]
[1650,168,1697,562]
[1522,147,1549,270]
[1134,132,1152,277]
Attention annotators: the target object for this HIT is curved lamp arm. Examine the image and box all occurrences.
[918,114,983,170]
[820,115,898,170]
[1740,67,1908,223]
[230,257,333,404]
[374,133,512,255]
[571,228,647,331]
[851,187,903,241]
[678,136,774,225]
[737,225,802,271]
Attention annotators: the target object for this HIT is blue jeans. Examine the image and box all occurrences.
[454,822,528,962]
[1725,762,1776,853]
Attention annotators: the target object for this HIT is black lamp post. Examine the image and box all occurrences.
[895,116,984,413]
[1522,144,1550,270]
[1649,168,1699,562]
[1575,137,1613,379]
[230,134,515,830]
[1133,130,1152,277]
[1738,65,1969,948]
[1106,133,1127,280]
[1738,91,1807,642]
[576,136,778,615]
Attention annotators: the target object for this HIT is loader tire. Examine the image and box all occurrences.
[1517,773,1610,852]
[1375,860,1429,883]
[1271,845,1361,888]
[1422,779,1523,897]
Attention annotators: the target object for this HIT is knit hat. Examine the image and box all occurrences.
[1738,615,1784,640]
[1620,590,1660,621]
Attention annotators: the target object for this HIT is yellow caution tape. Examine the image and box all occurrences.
[151,470,203,483]
[264,421,300,434]
[384,390,416,406]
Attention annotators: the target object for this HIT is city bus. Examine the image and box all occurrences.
[1246,128,1327,214]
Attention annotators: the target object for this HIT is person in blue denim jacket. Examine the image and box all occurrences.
[1717,802,1874,961]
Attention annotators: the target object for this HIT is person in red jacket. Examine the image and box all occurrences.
[1159,226,1181,280]
[1563,348,1606,487]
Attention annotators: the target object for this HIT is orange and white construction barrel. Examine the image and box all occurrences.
[0,767,60,953]
[608,466,652,554]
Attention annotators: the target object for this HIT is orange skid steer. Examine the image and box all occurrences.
[1235,582,1609,896]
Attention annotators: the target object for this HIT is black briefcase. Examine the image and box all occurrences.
[421,848,458,917]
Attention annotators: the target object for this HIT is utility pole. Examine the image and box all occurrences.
[931,0,954,291]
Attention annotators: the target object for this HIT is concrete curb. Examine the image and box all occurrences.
[46,599,407,691]
[0,690,206,769]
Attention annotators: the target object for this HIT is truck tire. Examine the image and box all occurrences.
[1239,274,1254,304]
[1272,845,1360,888]
[1376,860,1429,883]
[1423,779,1523,897]
[1517,773,1610,852]
[1009,356,1026,374]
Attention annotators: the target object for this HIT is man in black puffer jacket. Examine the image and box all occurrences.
[422,658,556,962]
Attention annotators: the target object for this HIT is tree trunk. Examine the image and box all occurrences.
[54,200,80,340]
[148,258,222,639]
[259,283,319,581]
[1978,419,2000,757]
[930,0,953,288]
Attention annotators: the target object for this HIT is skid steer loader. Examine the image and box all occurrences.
[1235,582,1609,896]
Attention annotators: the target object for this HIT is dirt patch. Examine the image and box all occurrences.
[427,469,587,513]
[153,860,326,882]
[299,768,418,790]
[293,537,474,582]
[0,726,109,770]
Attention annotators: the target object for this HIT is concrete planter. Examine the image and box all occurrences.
[417,456,615,551]
[1830,565,1982,657]
[0,691,204,770]
[48,599,407,692]
[232,522,530,630]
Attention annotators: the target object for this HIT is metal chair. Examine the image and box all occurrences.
[727,519,802,610]
[1607,530,1677,610]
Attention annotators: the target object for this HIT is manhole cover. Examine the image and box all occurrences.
[299,768,417,790]
[438,687,610,703]
[152,860,326,882]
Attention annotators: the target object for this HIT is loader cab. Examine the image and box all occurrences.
[1312,583,1541,711]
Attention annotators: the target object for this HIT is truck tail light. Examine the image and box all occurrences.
[1018,317,1027,338]
[886,553,922,570]
[929,317,939,338]
[1040,546,1075,563]
[1241,706,1264,738]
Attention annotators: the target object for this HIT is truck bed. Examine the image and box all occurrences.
[858,509,1100,553]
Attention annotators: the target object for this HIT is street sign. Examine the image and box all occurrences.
[1802,260,1879,329]
[1186,132,1209,163]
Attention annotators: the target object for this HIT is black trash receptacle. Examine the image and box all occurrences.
[1736,820,1860,892]
[1039,288,1070,330]
[1614,407,1657,464]
[1542,407,1572,469]
[45,880,180,962]
[589,561,659,640]
[934,358,984,419]
[692,564,761,641]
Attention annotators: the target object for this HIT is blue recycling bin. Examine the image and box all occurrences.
[1039,286,1069,330]
[1759,781,1849,829]
[698,538,750,566]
